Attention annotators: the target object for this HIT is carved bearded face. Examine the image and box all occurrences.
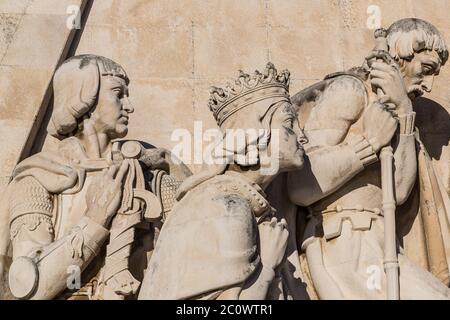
[267,102,306,172]
[91,75,134,139]
[402,49,442,100]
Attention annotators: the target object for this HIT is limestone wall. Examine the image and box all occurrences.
[0,0,87,194]
[1,0,449,188]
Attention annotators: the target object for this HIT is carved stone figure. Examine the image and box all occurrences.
[138,63,308,300]
[0,55,190,300]
[268,18,450,299]
[0,14,449,301]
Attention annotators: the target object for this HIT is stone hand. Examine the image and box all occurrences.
[367,51,412,114]
[106,269,140,296]
[362,102,399,153]
[139,148,170,171]
[258,217,289,270]
[85,161,130,228]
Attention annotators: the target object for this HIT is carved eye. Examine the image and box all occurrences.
[283,116,294,129]
[422,64,434,75]
[113,88,123,98]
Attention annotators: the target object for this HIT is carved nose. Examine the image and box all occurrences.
[421,75,434,92]
[298,135,308,145]
[123,97,134,113]
[297,130,308,145]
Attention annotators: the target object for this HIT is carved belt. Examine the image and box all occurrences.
[313,205,382,240]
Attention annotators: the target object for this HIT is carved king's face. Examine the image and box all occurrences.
[402,49,441,100]
[91,75,134,139]
[268,102,306,172]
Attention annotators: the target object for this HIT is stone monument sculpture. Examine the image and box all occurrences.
[0,15,449,301]
[0,55,190,300]
[268,18,450,299]
[138,63,308,300]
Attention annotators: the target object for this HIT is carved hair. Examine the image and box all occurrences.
[48,55,129,140]
[386,18,448,65]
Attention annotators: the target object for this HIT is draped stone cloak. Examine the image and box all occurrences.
[138,172,271,300]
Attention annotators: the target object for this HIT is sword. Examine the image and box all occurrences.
[373,28,400,300]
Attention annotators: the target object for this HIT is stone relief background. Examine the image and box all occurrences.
[0,0,449,192]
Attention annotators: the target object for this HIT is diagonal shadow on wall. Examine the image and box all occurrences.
[413,96,450,161]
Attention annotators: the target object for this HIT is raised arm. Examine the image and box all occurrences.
[288,70,403,207]
[368,58,418,205]
[290,76,384,205]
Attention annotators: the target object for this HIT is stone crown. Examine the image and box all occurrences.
[208,62,290,126]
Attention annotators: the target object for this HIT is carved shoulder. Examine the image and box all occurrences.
[295,75,369,147]
[311,75,367,121]
[8,176,54,225]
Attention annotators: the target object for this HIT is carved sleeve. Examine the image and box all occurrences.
[9,176,55,258]
[288,141,371,206]
[392,112,417,205]
[303,76,368,147]
[288,77,377,206]
[8,176,109,299]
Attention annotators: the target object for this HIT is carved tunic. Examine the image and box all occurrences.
[138,172,273,300]
[4,138,182,300]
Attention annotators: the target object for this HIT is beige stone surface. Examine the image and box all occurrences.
[1,55,191,300]
[0,1,450,301]
[25,0,82,15]
[0,0,448,178]
[0,66,53,121]
[2,13,73,67]
[0,1,30,15]
[0,0,85,195]
[0,13,21,60]
[284,18,450,297]
[0,119,32,177]
[0,1,448,194]
[139,62,299,300]
[33,0,449,179]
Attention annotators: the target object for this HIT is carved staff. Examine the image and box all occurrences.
[373,28,400,300]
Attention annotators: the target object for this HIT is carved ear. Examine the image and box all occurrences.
[48,59,100,139]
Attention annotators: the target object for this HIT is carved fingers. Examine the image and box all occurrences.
[105,161,130,218]
[84,161,130,228]
[367,55,411,114]
[106,164,119,179]
[366,50,397,67]
[113,161,130,188]
[258,217,289,270]
[107,269,140,296]
[362,102,399,152]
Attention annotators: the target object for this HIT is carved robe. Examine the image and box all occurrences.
[138,172,274,300]
[397,136,450,285]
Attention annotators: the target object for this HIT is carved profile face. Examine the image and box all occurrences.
[90,75,134,139]
[402,49,441,100]
[267,102,306,172]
